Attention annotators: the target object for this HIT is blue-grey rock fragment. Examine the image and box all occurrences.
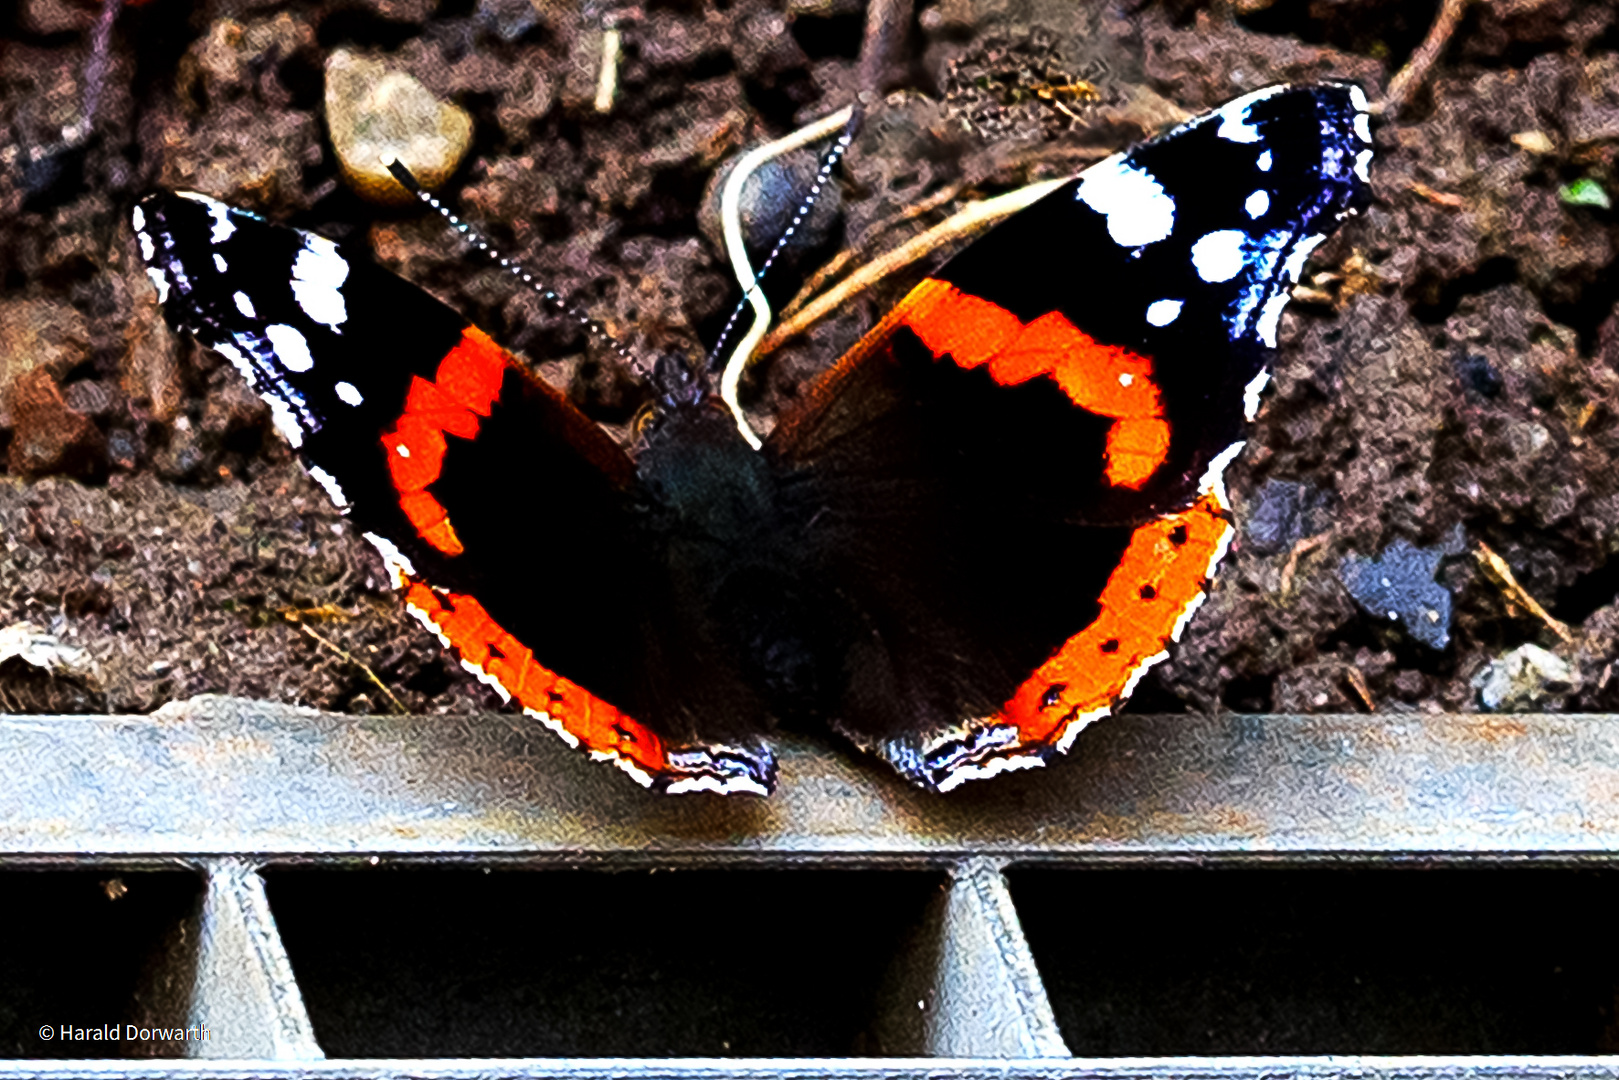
[1339,538,1456,650]
[1245,479,1331,555]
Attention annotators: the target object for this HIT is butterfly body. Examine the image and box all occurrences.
[132,81,1372,794]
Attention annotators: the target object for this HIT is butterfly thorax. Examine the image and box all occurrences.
[635,397,776,548]
[633,397,855,724]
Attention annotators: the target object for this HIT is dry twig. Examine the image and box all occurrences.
[300,624,408,715]
[779,181,967,320]
[1344,665,1377,711]
[756,177,1067,359]
[856,0,913,105]
[1407,180,1467,208]
[594,28,622,114]
[1279,532,1331,601]
[277,603,351,623]
[1381,0,1473,118]
[1473,541,1575,644]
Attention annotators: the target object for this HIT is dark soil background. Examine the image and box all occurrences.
[3,0,1618,725]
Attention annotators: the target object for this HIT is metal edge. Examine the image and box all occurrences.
[6,1056,1619,1080]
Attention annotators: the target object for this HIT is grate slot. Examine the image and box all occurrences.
[1008,865,1619,1056]
[262,866,942,1058]
[0,871,201,1060]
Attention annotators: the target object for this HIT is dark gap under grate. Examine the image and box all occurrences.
[0,871,203,1059]
[264,866,943,1058]
[1007,865,1619,1056]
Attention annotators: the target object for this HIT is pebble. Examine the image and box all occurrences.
[6,368,106,479]
[0,621,104,715]
[0,622,96,679]
[698,146,845,265]
[1472,643,1577,711]
[0,297,91,428]
[325,49,473,205]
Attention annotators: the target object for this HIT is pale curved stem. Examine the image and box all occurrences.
[719,105,856,449]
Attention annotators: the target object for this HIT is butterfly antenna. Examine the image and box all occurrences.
[383,158,644,376]
[708,106,860,449]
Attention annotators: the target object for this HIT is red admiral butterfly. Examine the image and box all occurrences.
[131,81,1372,795]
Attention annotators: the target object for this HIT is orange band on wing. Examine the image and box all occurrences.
[403,581,669,777]
[898,278,1169,489]
[381,327,510,556]
[995,490,1232,743]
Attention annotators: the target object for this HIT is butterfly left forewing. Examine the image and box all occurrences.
[134,190,777,794]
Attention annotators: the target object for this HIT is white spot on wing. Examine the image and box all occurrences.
[459,657,513,703]
[308,464,349,509]
[213,340,257,385]
[335,381,363,406]
[1171,593,1208,644]
[264,323,314,372]
[1354,111,1372,144]
[131,206,145,233]
[1077,156,1176,247]
[523,706,582,749]
[666,774,771,796]
[1173,509,1235,646]
[1146,299,1183,326]
[1055,705,1114,754]
[1243,370,1271,420]
[1355,147,1373,183]
[1198,440,1245,502]
[396,444,410,458]
[233,291,256,319]
[292,240,349,331]
[1255,291,1290,348]
[1118,652,1170,705]
[1252,231,1328,346]
[266,394,305,448]
[615,756,657,788]
[1245,190,1270,218]
[403,597,451,647]
[1214,85,1283,143]
[1257,150,1272,172]
[1190,230,1247,283]
[933,752,1045,793]
[205,200,236,244]
[1282,233,1328,284]
[1118,373,1133,387]
[214,253,228,273]
[364,531,417,586]
[144,267,169,304]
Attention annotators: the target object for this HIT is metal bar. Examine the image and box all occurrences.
[5,1057,1619,1079]
[874,858,1068,1056]
[3,699,1618,861]
[185,859,323,1060]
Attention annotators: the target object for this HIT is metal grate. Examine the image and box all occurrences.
[4,697,1619,1078]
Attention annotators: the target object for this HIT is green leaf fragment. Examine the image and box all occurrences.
[1559,177,1612,209]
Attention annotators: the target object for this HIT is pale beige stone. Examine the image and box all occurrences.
[325,48,474,205]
